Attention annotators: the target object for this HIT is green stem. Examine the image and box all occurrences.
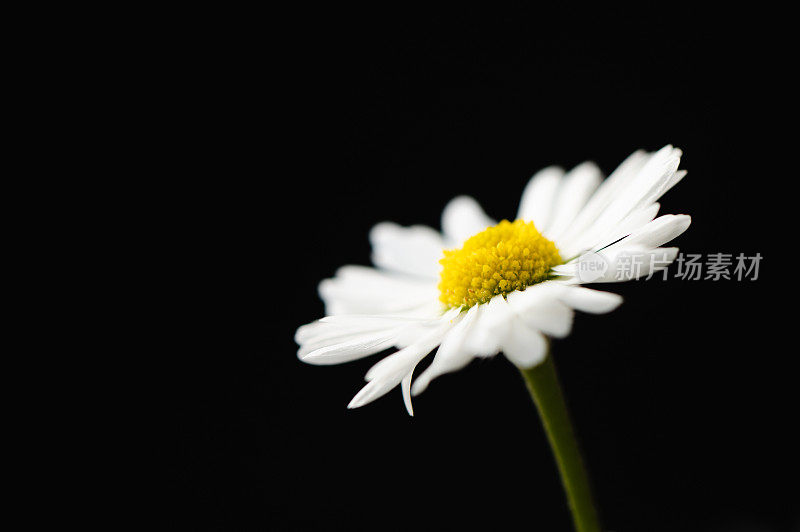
[519,354,601,532]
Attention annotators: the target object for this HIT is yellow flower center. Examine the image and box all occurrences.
[438,219,562,309]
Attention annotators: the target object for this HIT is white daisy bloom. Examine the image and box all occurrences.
[295,145,691,415]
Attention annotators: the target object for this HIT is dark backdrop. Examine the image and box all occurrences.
[165,9,795,532]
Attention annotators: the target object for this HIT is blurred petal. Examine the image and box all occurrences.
[319,265,438,315]
[501,321,548,369]
[517,166,563,230]
[546,162,602,244]
[442,196,495,245]
[370,222,444,279]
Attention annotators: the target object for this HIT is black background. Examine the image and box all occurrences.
[165,9,796,532]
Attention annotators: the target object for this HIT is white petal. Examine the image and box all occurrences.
[551,261,576,273]
[556,285,623,314]
[364,320,458,384]
[556,150,649,248]
[450,295,516,362]
[370,222,444,279]
[441,196,495,245]
[589,146,681,236]
[560,146,683,254]
[662,169,687,196]
[300,330,399,365]
[298,322,395,354]
[517,166,563,231]
[401,371,414,416]
[410,305,479,396]
[318,314,435,327]
[318,265,438,315]
[545,162,602,244]
[296,317,398,345]
[561,202,661,259]
[603,214,691,252]
[297,313,444,364]
[506,285,574,338]
[348,315,457,410]
[501,320,548,369]
[347,377,401,411]
[348,341,433,409]
[460,303,502,358]
[590,203,661,252]
[470,294,549,368]
[295,321,328,344]
[478,295,515,340]
[390,306,462,348]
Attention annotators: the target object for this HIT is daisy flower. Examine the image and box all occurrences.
[295,145,690,416]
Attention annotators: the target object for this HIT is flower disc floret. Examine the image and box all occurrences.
[438,219,562,309]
